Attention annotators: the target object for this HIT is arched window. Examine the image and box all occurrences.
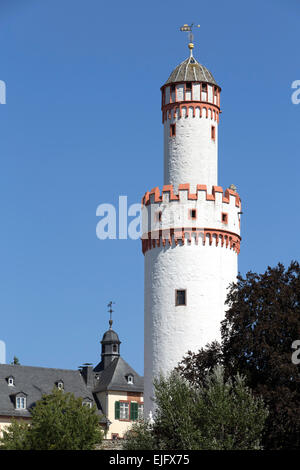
[127,374,134,384]
[7,376,14,386]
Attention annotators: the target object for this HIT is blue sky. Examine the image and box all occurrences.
[0,0,299,375]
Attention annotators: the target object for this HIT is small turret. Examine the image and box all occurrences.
[100,302,121,369]
[161,26,221,193]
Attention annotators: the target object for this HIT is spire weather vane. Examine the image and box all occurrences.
[180,23,200,56]
[107,301,115,329]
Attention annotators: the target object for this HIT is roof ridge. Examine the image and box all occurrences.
[0,364,81,373]
[117,356,143,377]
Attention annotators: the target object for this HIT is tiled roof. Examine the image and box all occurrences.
[0,364,97,418]
[93,357,143,393]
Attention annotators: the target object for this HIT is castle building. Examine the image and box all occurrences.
[0,319,143,441]
[142,32,242,416]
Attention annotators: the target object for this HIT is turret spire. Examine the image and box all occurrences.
[107,301,115,330]
[180,23,200,57]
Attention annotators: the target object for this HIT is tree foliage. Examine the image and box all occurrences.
[123,367,268,450]
[11,356,20,365]
[178,261,300,449]
[0,389,103,450]
[0,419,31,450]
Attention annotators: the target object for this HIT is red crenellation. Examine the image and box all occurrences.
[142,184,241,209]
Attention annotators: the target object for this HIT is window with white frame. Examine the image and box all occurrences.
[138,403,144,420]
[120,402,129,420]
[16,396,26,410]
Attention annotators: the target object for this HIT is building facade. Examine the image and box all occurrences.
[0,321,143,441]
[142,40,242,416]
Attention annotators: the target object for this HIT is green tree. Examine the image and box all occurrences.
[0,419,31,450]
[178,261,300,449]
[0,389,103,450]
[123,367,268,450]
[122,420,157,450]
[11,356,20,365]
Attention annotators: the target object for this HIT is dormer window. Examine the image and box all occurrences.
[57,381,64,391]
[82,399,93,408]
[7,376,14,386]
[127,374,134,385]
[15,393,27,410]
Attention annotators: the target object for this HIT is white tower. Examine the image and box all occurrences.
[142,29,242,416]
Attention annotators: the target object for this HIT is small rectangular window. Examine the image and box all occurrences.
[16,396,26,409]
[171,84,176,93]
[186,82,192,91]
[138,403,144,420]
[202,83,207,92]
[222,212,228,224]
[211,126,216,141]
[189,209,197,220]
[170,123,176,137]
[120,402,129,420]
[155,211,162,223]
[175,289,186,306]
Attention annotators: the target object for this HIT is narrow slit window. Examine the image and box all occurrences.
[156,211,162,223]
[175,289,186,306]
[170,123,176,137]
[211,126,216,141]
[189,209,197,219]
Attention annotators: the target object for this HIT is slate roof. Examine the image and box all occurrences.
[93,357,144,393]
[102,329,120,343]
[0,364,99,419]
[164,56,218,86]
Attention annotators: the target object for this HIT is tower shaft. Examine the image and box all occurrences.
[142,49,241,417]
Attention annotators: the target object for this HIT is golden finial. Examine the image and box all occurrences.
[180,23,200,56]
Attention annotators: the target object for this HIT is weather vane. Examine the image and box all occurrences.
[107,301,115,329]
[180,23,200,56]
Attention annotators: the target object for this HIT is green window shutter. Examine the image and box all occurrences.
[130,402,138,421]
[115,401,120,419]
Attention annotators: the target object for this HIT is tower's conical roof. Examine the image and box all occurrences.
[164,56,218,86]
